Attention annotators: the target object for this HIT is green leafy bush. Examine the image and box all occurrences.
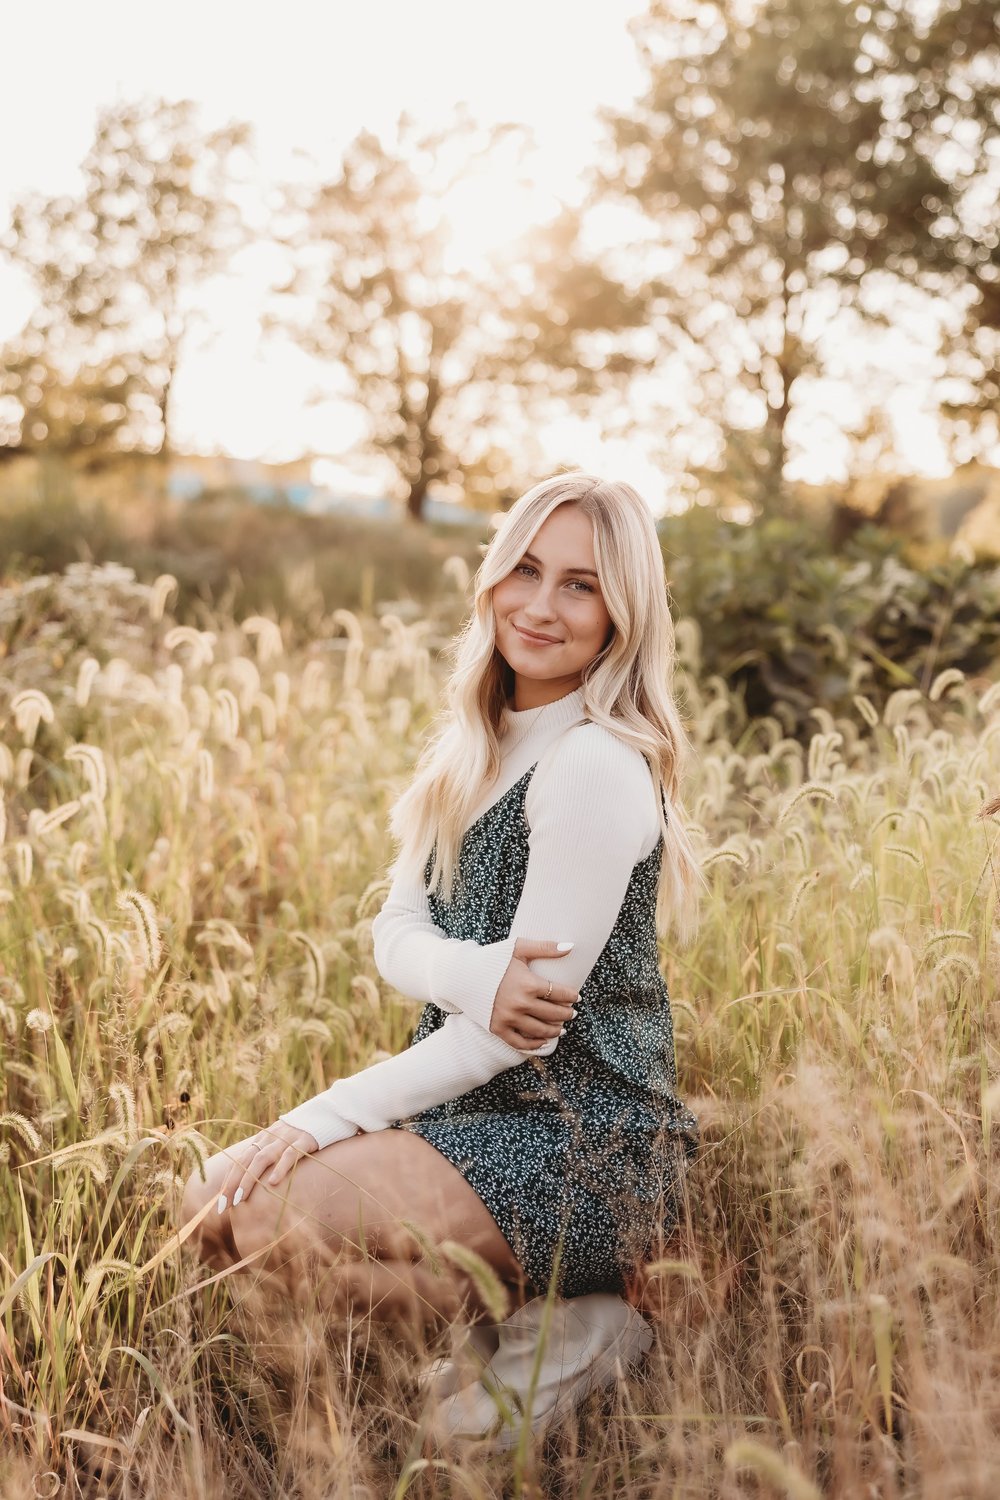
[662,509,1000,737]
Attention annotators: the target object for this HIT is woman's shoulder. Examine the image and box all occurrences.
[562,717,653,774]
[531,718,661,828]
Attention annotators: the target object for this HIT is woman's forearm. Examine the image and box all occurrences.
[278,1011,556,1150]
[371,868,517,1030]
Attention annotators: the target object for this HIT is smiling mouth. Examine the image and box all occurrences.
[515,624,562,644]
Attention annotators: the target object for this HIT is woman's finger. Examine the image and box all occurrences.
[216,1134,270,1211]
[506,1025,561,1052]
[510,1014,565,1042]
[266,1143,307,1187]
[232,1135,288,1208]
[233,1128,317,1205]
[523,996,578,1024]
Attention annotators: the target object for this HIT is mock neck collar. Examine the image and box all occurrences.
[500,683,587,747]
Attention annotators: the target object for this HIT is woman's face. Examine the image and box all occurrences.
[492,503,614,708]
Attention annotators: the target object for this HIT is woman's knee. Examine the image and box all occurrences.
[177,1146,259,1273]
[179,1147,230,1226]
[177,1185,237,1272]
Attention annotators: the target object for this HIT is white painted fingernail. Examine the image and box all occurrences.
[560,1028,567,1037]
[556,941,574,951]
[216,1194,227,1215]
[232,1187,243,1206]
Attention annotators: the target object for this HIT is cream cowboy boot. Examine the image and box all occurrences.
[416,1320,501,1398]
[427,1292,653,1448]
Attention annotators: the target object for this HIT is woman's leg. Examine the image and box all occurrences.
[179,1127,532,1330]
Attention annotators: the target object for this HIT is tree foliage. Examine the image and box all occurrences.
[267,108,651,520]
[0,97,252,463]
[597,0,1000,514]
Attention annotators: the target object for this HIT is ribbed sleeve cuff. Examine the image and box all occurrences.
[279,1012,541,1152]
[426,932,517,1030]
[278,1094,359,1151]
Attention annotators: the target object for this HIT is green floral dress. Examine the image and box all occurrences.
[391,756,700,1299]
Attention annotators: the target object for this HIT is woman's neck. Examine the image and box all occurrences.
[501,683,587,749]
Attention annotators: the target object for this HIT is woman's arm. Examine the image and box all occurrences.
[279,1011,554,1147]
[279,725,659,1149]
[371,726,659,1029]
[370,865,518,1031]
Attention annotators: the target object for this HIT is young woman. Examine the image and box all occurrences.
[179,472,702,1444]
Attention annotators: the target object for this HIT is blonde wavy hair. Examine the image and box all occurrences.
[385,472,706,945]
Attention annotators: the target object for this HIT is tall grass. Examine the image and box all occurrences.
[1,561,998,1497]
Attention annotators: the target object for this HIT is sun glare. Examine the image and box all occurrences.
[439,171,563,272]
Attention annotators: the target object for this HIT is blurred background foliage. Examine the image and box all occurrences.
[2,0,998,521]
[4,474,1000,745]
[2,0,999,740]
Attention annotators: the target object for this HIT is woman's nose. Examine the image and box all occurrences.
[526,589,559,617]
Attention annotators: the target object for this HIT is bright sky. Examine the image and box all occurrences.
[0,0,973,512]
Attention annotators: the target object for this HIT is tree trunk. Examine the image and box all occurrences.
[406,475,429,521]
[157,358,176,461]
[765,257,795,516]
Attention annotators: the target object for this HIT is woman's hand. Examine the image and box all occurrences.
[490,938,579,1051]
[215,1120,320,1215]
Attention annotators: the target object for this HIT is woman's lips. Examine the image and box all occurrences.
[515,624,562,645]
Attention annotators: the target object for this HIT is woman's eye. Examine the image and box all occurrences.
[514,564,593,594]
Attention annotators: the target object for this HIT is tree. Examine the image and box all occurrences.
[267,108,652,520]
[896,0,1000,461]
[0,347,133,462]
[0,96,253,463]
[595,0,1000,515]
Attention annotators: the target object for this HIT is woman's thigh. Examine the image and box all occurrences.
[194,1126,526,1286]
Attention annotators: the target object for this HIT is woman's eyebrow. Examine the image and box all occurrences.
[522,550,599,579]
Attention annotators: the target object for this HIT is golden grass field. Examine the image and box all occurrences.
[1,558,999,1499]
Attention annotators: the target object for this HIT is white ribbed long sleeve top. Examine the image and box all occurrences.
[279,684,663,1149]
